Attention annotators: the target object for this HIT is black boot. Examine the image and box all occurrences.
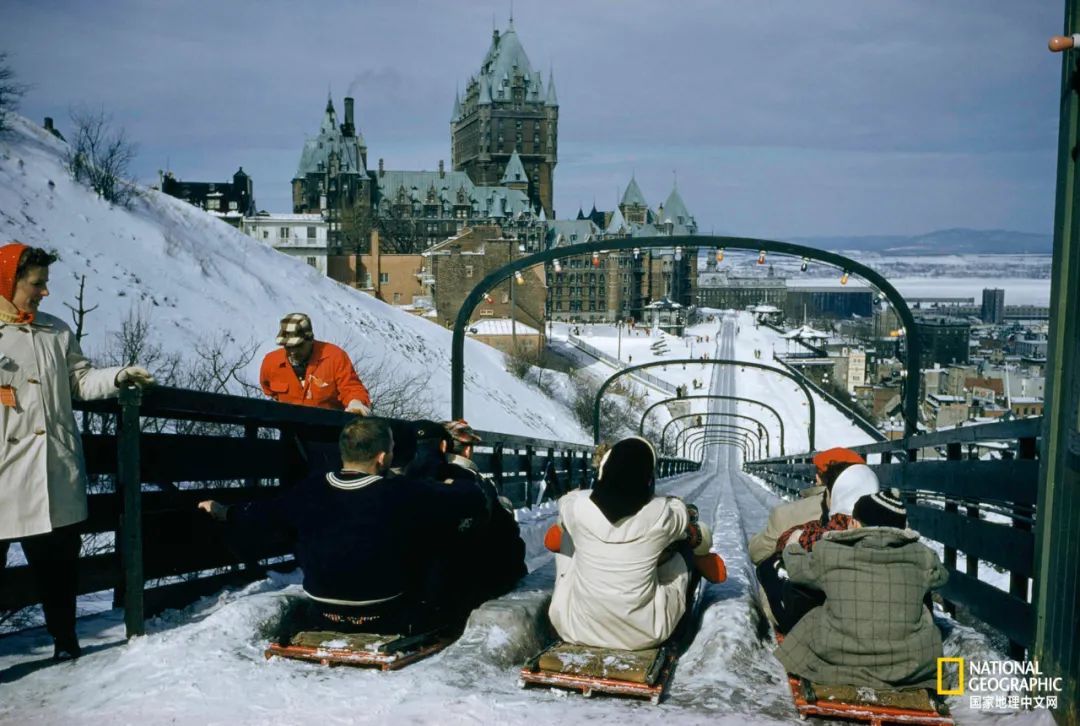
[53,633,82,661]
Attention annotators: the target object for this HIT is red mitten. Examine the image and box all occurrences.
[544,524,563,553]
[694,553,727,583]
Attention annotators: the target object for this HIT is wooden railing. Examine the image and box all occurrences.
[744,417,1041,659]
[1,386,697,637]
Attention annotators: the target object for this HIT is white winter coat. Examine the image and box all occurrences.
[549,489,691,651]
[0,312,123,539]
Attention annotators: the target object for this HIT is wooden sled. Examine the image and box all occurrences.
[518,641,678,704]
[265,629,453,670]
[786,675,953,726]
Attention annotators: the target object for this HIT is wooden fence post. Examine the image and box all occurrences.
[1011,435,1037,661]
[942,441,960,617]
[117,385,144,638]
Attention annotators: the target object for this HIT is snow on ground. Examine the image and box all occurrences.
[0,114,587,442]
[0,313,1051,724]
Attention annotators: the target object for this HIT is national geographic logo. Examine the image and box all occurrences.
[937,658,1062,710]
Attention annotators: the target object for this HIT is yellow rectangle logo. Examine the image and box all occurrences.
[937,657,964,695]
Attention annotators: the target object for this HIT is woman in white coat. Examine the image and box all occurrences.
[0,242,153,659]
[548,436,699,651]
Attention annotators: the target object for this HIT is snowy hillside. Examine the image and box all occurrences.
[0,115,587,442]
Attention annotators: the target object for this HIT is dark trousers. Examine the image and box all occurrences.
[0,524,82,645]
[756,553,825,634]
[276,596,439,644]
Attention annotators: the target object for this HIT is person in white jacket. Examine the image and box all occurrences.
[547,436,706,651]
[0,242,154,659]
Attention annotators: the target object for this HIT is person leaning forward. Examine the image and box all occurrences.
[197,417,487,636]
[259,313,371,414]
[0,242,155,660]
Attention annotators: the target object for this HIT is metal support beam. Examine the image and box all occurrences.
[451,236,920,436]
[661,411,770,458]
[592,358,815,449]
[691,436,750,462]
[639,394,786,455]
[683,426,756,460]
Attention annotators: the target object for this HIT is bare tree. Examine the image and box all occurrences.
[63,274,99,345]
[0,51,28,133]
[355,352,438,420]
[66,105,138,207]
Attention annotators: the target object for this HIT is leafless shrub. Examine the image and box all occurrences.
[355,352,438,420]
[0,52,29,133]
[66,105,138,207]
[567,371,648,442]
[505,343,543,380]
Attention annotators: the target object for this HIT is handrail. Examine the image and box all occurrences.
[745,416,1042,658]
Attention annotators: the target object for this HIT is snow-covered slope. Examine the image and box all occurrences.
[0,115,587,441]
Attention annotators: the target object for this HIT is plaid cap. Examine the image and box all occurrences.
[275,313,314,347]
[443,419,482,445]
[812,446,865,475]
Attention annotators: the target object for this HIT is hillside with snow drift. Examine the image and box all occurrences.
[0,115,587,441]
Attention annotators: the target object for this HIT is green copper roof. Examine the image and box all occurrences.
[500,150,528,185]
[661,185,692,227]
[621,176,648,207]
[294,97,367,179]
[374,169,533,219]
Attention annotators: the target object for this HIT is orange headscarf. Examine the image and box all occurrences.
[0,242,34,323]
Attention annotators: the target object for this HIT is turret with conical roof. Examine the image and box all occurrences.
[452,20,558,218]
[660,183,696,233]
[500,150,528,192]
[291,94,371,248]
[619,176,650,225]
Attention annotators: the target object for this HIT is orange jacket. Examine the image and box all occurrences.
[259,341,371,410]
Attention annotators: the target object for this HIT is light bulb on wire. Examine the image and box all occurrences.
[840,271,850,285]
[801,257,809,272]
[715,247,724,263]
[757,250,766,265]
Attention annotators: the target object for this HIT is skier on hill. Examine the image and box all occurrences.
[197,416,486,637]
[544,437,725,651]
[404,419,527,623]
[259,313,371,414]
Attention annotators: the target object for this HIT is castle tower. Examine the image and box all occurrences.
[451,21,558,218]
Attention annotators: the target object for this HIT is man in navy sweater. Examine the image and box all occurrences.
[197,416,485,636]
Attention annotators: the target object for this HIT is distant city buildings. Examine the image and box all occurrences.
[982,287,1006,324]
[161,167,255,226]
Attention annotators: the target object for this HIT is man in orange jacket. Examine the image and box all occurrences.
[259,313,372,414]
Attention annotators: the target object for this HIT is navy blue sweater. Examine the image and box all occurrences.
[226,469,485,605]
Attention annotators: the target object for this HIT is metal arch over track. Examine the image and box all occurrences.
[691,438,750,461]
[661,412,770,457]
[683,425,758,458]
[691,436,751,461]
[450,235,922,437]
[639,394,786,455]
[591,358,816,448]
[677,422,762,458]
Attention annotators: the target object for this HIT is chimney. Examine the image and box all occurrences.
[343,97,355,137]
[44,117,55,132]
[439,160,445,178]
[378,158,384,177]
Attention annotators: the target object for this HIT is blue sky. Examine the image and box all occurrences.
[0,0,1065,237]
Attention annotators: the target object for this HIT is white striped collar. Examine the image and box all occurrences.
[326,470,383,490]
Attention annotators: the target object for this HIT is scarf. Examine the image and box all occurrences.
[0,242,33,324]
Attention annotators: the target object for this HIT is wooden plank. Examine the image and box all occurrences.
[0,554,118,611]
[871,460,1039,506]
[907,505,1034,577]
[938,569,1033,648]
